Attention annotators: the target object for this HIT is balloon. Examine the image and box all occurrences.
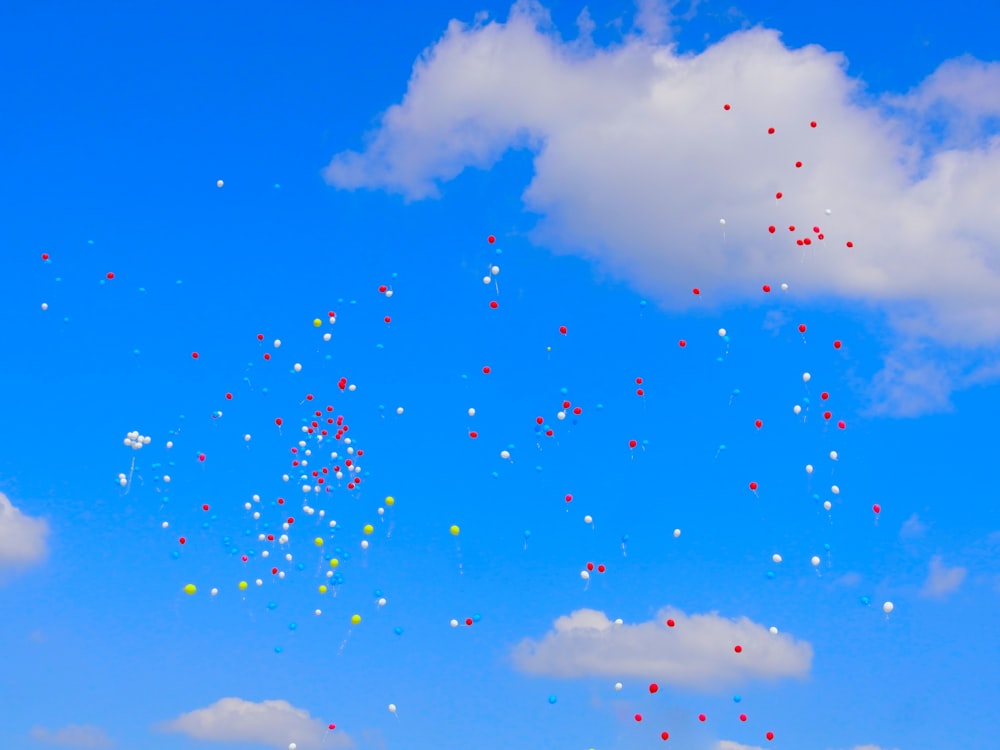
[388,704,397,713]
[734,644,743,653]
[811,556,821,566]
[649,683,658,693]
[883,601,894,614]
[216,180,224,188]
[614,682,623,691]
[666,618,675,627]
[673,529,681,538]
[873,504,881,514]
[772,554,782,563]
[449,525,460,536]
[363,524,374,535]
[351,614,362,625]
[183,584,196,595]
[802,372,811,382]
[767,731,775,740]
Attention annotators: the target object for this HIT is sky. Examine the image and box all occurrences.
[1,1,999,749]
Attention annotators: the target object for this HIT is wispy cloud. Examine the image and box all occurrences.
[324,1,1000,413]
[0,491,49,572]
[920,555,967,598]
[30,724,115,749]
[899,513,927,539]
[511,607,812,689]
[718,741,766,750]
[155,698,352,750]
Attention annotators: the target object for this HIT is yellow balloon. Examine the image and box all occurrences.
[385,495,395,506]
[313,318,322,327]
[363,524,374,535]
[450,525,460,536]
[318,585,328,594]
[314,537,324,547]
[330,558,339,568]
[238,581,248,591]
[351,614,362,625]
[183,584,196,595]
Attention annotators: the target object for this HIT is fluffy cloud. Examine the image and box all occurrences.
[718,742,765,750]
[920,555,967,598]
[0,491,49,571]
[511,607,812,689]
[324,0,1000,412]
[155,698,352,750]
[30,724,115,748]
[899,513,927,540]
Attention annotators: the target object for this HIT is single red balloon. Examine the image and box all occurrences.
[629,439,638,449]
[795,161,803,168]
[692,287,700,295]
[740,714,747,722]
[635,714,643,722]
[106,272,115,279]
[749,481,758,491]
[810,120,818,128]
[275,418,283,426]
[489,301,498,309]
[179,537,186,545]
[597,564,606,573]
[649,683,659,693]
[723,103,731,110]
[873,504,881,514]
[766,731,774,741]
[734,644,743,653]
[488,235,495,244]
[661,731,670,740]
[838,420,846,429]
[821,391,829,400]
[755,419,763,428]
[846,241,854,248]
[762,284,771,293]
[565,494,573,503]
[559,326,567,334]
[767,127,775,134]
[191,352,199,359]
[834,340,842,349]
[775,192,783,200]
[768,225,776,233]
[469,431,478,439]
[698,714,707,722]
[678,340,687,348]
[798,324,807,333]
[482,366,491,374]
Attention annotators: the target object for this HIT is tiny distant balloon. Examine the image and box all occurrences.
[673,528,681,538]
[883,601,894,614]
[614,682,623,691]
[802,372,811,383]
[811,556,821,567]
[449,525,460,536]
[216,180,224,188]
[183,584,196,595]
[351,614,362,625]
[548,695,557,704]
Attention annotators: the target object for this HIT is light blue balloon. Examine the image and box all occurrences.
[548,695,557,704]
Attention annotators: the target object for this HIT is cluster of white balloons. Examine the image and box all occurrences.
[123,430,151,449]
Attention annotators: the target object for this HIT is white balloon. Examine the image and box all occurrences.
[385,290,393,298]
[378,597,387,606]
[273,339,282,348]
[490,265,500,275]
[831,485,840,495]
[829,450,838,460]
[805,464,813,474]
[210,588,218,596]
[557,411,566,420]
[883,601,894,614]
[450,619,458,628]
[823,500,832,510]
[824,208,832,215]
[580,570,590,580]
[584,515,593,524]
[216,179,224,188]
[780,283,789,291]
[41,302,48,310]
[673,528,681,538]
[244,434,252,442]
[482,276,492,284]
[323,332,332,341]
[293,363,302,372]
[614,618,623,625]
[793,405,802,414]
[388,704,397,713]
[811,555,821,567]
[500,450,510,460]
[396,407,404,414]
[772,553,782,563]
[614,682,623,691]
[468,408,476,417]
[802,372,811,383]
[718,328,727,337]
[769,626,779,634]
[360,540,369,550]
[289,744,296,750]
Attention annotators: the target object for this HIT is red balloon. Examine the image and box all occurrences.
[41,253,49,261]
[723,103,731,110]
[384,316,392,323]
[678,340,687,347]
[191,352,199,359]
[775,192,783,200]
[692,287,700,295]
[466,618,473,625]
[755,419,763,428]
[834,340,842,349]
[734,644,743,653]
[378,285,387,293]
[636,388,644,397]
[106,272,115,279]
[179,537,186,545]
[635,377,643,384]
[275,418,283,426]
[767,127,775,134]
[873,504,881,514]
[257,333,264,341]
[698,714,707,722]
[565,494,573,503]
[649,683,659,693]
[242,555,248,562]
[846,241,854,248]
[559,326,567,334]
[225,392,232,399]
[666,619,675,627]
[768,225,776,233]
[635,714,643,722]
[536,416,544,424]
[573,407,582,415]
[821,391,829,400]
[482,366,491,374]
[263,353,271,360]
[788,225,796,232]
[469,431,478,439]
[629,439,638,449]
[489,301,498,309]
[545,429,554,436]
[762,284,771,293]
[824,411,832,420]
[838,420,846,429]
[740,714,747,722]
[329,724,336,730]
[810,120,818,128]
[198,453,206,462]
[795,161,803,168]
[803,237,812,245]
[563,400,571,408]
[818,233,825,239]
[597,564,606,573]
[766,731,775,741]
[201,504,209,511]
[798,324,807,333]
[487,235,495,244]
[749,481,758,491]
[661,731,670,740]
[271,567,278,575]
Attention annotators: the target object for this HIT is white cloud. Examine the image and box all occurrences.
[30,724,115,749]
[156,698,353,750]
[920,555,966,598]
[718,742,765,750]
[324,2,1000,412]
[846,745,899,750]
[0,491,49,570]
[899,513,927,539]
[511,607,812,689]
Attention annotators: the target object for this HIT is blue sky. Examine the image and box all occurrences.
[1,2,998,749]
